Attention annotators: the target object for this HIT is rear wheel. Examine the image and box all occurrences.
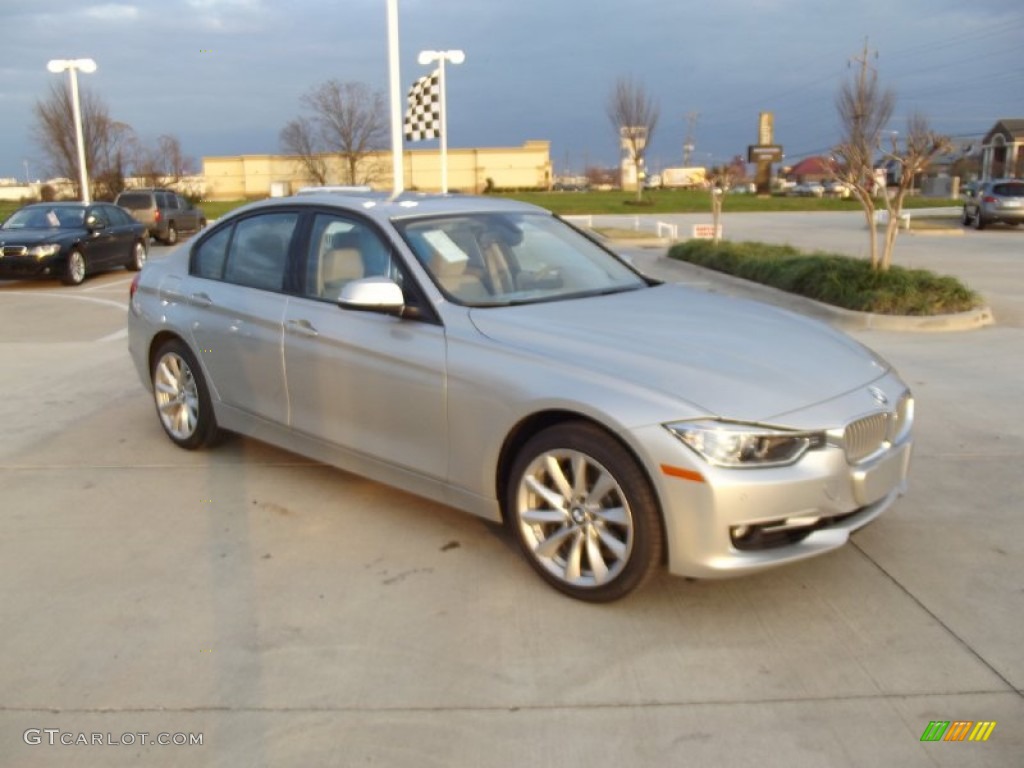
[61,249,86,286]
[506,422,663,602]
[973,209,985,230]
[151,340,221,449]
[961,207,972,226]
[165,224,178,245]
[128,240,147,271]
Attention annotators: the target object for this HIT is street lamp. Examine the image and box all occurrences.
[47,58,97,203]
[416,49,464,194]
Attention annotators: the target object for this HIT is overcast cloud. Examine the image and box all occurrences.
[1,0,1021,181]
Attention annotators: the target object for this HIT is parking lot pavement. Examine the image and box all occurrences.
[1,229,1022,767]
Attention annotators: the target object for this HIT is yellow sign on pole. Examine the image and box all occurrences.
[759,112,774,146]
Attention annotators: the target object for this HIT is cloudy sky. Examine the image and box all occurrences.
[1,0,1021,183]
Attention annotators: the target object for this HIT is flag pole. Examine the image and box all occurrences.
[386,0,404,197]
[438,56,448,194]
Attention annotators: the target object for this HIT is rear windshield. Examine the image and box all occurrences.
[992,183,1024,197]
[117,193,153,210]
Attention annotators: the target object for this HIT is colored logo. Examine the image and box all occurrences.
[920,720,996,742]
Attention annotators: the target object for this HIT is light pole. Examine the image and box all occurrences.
[47,58,97,203]
[416,49,464,194]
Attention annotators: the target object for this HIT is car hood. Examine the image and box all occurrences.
[0,228,75,245]
[467,283,887,422]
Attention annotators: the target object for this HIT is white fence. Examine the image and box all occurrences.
[564,215,679,241]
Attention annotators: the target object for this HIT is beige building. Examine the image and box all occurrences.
[202,140,552,200]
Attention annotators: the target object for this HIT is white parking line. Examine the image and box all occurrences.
[97,327,128,342]
[82,277,133,293]
[0,289,126,310]
[0,289,127,342]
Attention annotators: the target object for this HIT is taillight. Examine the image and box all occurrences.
[982,196,999,205]
[130,272,141,300]
[154,210,162,222]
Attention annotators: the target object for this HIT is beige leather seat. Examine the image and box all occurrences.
[319,230,364,297]
[431,251,489,302]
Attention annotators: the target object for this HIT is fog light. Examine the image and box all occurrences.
[732,525,752,539]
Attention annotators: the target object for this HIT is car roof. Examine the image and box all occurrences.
[223,192,550,225]
[21,201,93,209]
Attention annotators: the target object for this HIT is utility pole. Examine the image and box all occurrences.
[682,111,699,165]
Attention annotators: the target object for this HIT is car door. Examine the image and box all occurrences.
[99,204,136,264]
[184,211,300,425]
[282,212,448,479]
[83,205,120,267]
[176,195,200,232]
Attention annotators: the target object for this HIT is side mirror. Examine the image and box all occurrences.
[85,214,106,231]
[338,277,405,315]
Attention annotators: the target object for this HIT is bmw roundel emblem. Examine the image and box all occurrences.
[868,386,889,406]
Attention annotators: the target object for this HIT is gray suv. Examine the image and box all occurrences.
[115,189,206,244]
[962,179,1024,230]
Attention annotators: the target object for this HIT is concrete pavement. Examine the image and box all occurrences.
[1,214,1022,767]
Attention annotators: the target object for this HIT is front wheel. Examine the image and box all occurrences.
[961,207,972,226]
[506,422,663,602]
[151,340,221,449]
[61,249,86,286]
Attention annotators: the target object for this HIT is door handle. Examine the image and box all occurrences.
[286,318,319,337]
[189,292,213,308]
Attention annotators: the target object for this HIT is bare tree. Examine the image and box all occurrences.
[156,135,195,182]
[833,43,950,270]
[707,157,747,244]
[607,76,659,202]
[282,80,388,186]
[92,120,136,200]
[33,81,136,200]
[832,41,895,270]
[280,116,328,185]
[133,134,195,187]
[876,115,952,269]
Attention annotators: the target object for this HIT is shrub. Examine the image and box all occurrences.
[668,240,981,315]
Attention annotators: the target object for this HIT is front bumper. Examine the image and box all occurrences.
[630,380,913,579]
[0,253,61,279]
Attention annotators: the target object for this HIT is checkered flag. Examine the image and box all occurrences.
[404,70,441,142]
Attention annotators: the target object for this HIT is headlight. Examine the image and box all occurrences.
[665,420,825,468]
[28,244,61,259]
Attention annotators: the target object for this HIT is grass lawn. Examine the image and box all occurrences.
[1,190,962,224]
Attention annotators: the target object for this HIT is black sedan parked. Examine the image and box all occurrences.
[0,202,148,285]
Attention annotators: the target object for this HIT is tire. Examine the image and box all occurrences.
[61,249,86,286]
[973,209,985,230]
[961,207,972,226]
[165,224,178,245]
[127,240,147,271]
[506,421,663,602]
[150,339,221,450]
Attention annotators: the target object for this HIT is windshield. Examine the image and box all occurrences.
[2,206,85,230]
[395,212,647,306]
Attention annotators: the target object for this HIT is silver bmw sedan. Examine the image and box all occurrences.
[128,193,913,601]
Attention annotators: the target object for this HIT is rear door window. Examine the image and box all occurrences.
[222,213,300,293]
[993,182,1024,197]
[117,193,151,210]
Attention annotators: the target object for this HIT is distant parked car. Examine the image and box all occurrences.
[823,180,852,199]
[961,179,1024,229]
[790,181,825,198]
[0,202,147,285]
[115,188,206,244]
